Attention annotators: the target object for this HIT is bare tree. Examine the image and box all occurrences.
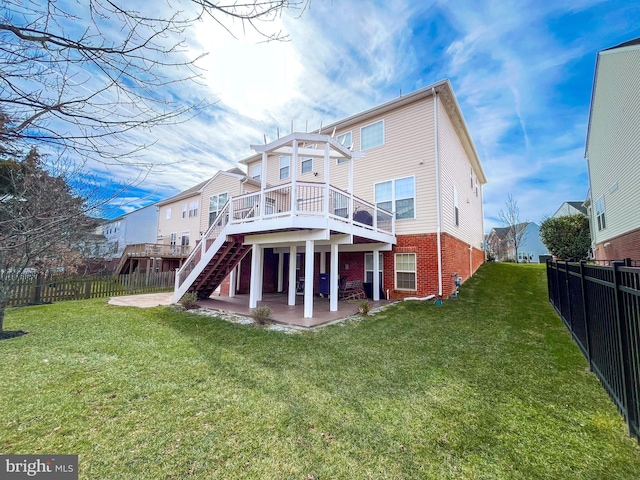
[0,147,113,332]
[498,194,529,263]
[0,0,304,165]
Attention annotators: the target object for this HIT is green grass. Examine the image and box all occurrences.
[1,263,639,479]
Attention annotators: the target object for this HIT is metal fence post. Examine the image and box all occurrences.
[612,260,635,436]
[579,260,592,370]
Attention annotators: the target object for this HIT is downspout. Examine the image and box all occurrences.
[433,87,443,297]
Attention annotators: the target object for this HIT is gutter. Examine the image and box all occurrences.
[433,87,443,297]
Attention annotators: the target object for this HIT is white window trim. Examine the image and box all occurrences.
[181,231,190,246]
[166,207,172,220]
[596,195,606,231]
[301,157,313,174]
[209,192,228,225]
[279,155,290,180]
[394,253,417,291]
[373,175,416,220]
[170,232,177,246]
[454,187,459,227]
[182,203,187,218]
[252,164,262,180]
[336,131,353,165]
[361,120,385,150]
[365,252,384,285]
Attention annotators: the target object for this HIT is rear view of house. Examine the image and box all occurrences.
[174,79,487,318]
[585,38,640,261]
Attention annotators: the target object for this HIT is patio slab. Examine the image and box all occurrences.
[197,293,393,328]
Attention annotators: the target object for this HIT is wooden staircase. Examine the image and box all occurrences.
[186,237,251,298]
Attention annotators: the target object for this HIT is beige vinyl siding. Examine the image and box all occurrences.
[199,173,246,234]
[330,96,438,235]
[438,96,484,248]
[157,193,201,251]
[587,45,640,245]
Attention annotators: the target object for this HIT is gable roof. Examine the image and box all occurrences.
[240,79,486,184]
[156,178,211,207]
[603,36,640,52]
[567,201,587,214]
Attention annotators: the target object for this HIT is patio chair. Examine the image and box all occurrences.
[338,276,367,301]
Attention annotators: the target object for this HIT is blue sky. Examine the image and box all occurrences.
[93,0,640,231]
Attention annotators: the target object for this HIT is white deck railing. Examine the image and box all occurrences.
[229,182,394,235]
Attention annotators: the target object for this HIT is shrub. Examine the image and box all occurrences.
[179,292,199,310]
[358,299,371,316]
[252,305,272,325]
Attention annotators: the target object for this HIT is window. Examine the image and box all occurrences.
[454,187,459,226]
[395,253,416,290]
[279,156,290,180]
[301,157,313,174]
[182,204,187,218]
[170,233,177,246]
[181,232,190,246]
[375,176,415,219]
[165,207,172,220]
[470,167,474,189]
[361,120,384,150]
[252,164,262,181]
[188,201,199,218]
[209,192,228,226]
[336,132,352,164]
[475,177,478,198]
[596,196,606,231]
[365,252,384,285]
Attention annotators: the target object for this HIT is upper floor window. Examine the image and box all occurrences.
[361,120,384,150]
[252,164,262,181]
[209,192,228,226]
[279,156,290,180]
[470,167,474,189]
[336,132,352,165]
[596,196,606,231]
[374,176,415,220]
[188,201,199,218]
[182,204,187,218]
[301,157,313,174]
[165,207,171,220]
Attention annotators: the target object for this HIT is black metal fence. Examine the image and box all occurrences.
[547,259,640,442]
[7,271,175,307]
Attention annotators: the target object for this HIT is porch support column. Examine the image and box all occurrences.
[229,266,236,298]
[372,250,381,301]
[324,142,330,215]
[291,139,298,214]
[288,246,297,306]
[330,243,339,312]
[304,239,314,318]
[260,152,267,220]
[277,252,284,292]
[249,245,260,308]
[256,246,263,302]
[320,251,326,274]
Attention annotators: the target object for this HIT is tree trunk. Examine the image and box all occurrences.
[0,301,6,332]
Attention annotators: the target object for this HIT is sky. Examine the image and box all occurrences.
[66,0,640,231]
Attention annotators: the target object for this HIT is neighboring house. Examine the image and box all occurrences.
[102,203,159,259]
[585,37,640,261]
[552,201,587,218]
[174,79,487,318]
[487,222,549,263]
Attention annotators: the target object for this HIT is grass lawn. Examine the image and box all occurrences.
[1,263,639,479]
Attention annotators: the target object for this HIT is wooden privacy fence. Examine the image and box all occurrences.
[7,271,175,307]
[547,259,640,443]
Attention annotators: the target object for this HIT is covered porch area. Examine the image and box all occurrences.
[199,292,393,328]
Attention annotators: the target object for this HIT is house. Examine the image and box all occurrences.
[585,37,640,261]
[552,201,587,218]
[174,79,487,318]
[101,203,158,260]
[486,222,549,263]
[154,167,260,278]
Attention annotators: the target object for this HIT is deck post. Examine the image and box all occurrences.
[372,250,380,301]
[249,245,260,308]
[324,142,330,215]
[304,240,315,318]
[291,139,298,214]
[330,243,338,312]
[229,266,236,298]
[288,246,297,306]
[277,252,284,292]
[256,245,263,302]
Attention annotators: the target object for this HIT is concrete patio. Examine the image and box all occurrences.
[198,293,393,328]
